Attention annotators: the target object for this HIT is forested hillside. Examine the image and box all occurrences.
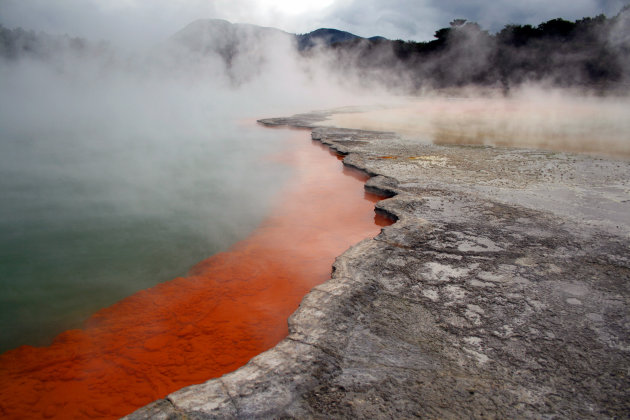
[320,6,630,90]
[2,6,629,91]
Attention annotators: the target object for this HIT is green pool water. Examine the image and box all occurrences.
[0,110,293,352]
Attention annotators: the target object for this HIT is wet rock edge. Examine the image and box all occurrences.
[125,112,630,419]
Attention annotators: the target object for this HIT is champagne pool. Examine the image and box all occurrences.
[0,123,392,418]
[0,114,292,352]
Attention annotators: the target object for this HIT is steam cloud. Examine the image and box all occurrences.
[0,17,388,351]
[0,7,629,350]
[0,13,628,249]
[324,87,630,158]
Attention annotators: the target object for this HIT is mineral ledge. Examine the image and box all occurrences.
[126,110,630,419]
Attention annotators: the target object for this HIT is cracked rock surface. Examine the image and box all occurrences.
[125,111,630,419]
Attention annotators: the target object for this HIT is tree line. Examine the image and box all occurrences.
[320,6,630,91]
[2,6,629,91]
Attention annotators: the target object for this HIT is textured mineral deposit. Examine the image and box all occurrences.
[127,110,630,419]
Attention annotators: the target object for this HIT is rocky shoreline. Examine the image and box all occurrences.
[126,111,630,419]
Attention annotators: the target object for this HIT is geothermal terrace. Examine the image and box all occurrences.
[128,109,630,419]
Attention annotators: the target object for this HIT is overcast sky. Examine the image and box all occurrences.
[0,0,627,47]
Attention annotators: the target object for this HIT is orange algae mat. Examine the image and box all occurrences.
[0,131,392,419]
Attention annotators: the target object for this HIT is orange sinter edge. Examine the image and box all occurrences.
[0,130,393,419]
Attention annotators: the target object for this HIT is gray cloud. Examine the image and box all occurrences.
[426,0,628,32]
[0,0,627,46]
[318,0,629,40]
[308,0,439,40]
[0,0,220,48]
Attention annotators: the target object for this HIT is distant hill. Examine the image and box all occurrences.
[296,28,363,50]
[170,19,376,54]
[168,11,630,90]
[166,19,381,85]
[166,19,298,84]
[0,18,381,64]
[170,19,292,57]
[326,7,630,90]
[3,10,628,91]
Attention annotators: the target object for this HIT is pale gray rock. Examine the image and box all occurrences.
[125,112,630,419]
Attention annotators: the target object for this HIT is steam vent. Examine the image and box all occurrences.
[125,110,630,419]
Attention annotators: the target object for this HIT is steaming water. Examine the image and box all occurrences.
[0,37,383,353]
[0,78,296,352]
[325,92,630,159]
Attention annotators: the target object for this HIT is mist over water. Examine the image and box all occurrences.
[325,87,630,159]
[0,37,377,352]
[0,77,282,351]
[1,11,629,354]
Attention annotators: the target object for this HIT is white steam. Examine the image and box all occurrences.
[324,85,630,158]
